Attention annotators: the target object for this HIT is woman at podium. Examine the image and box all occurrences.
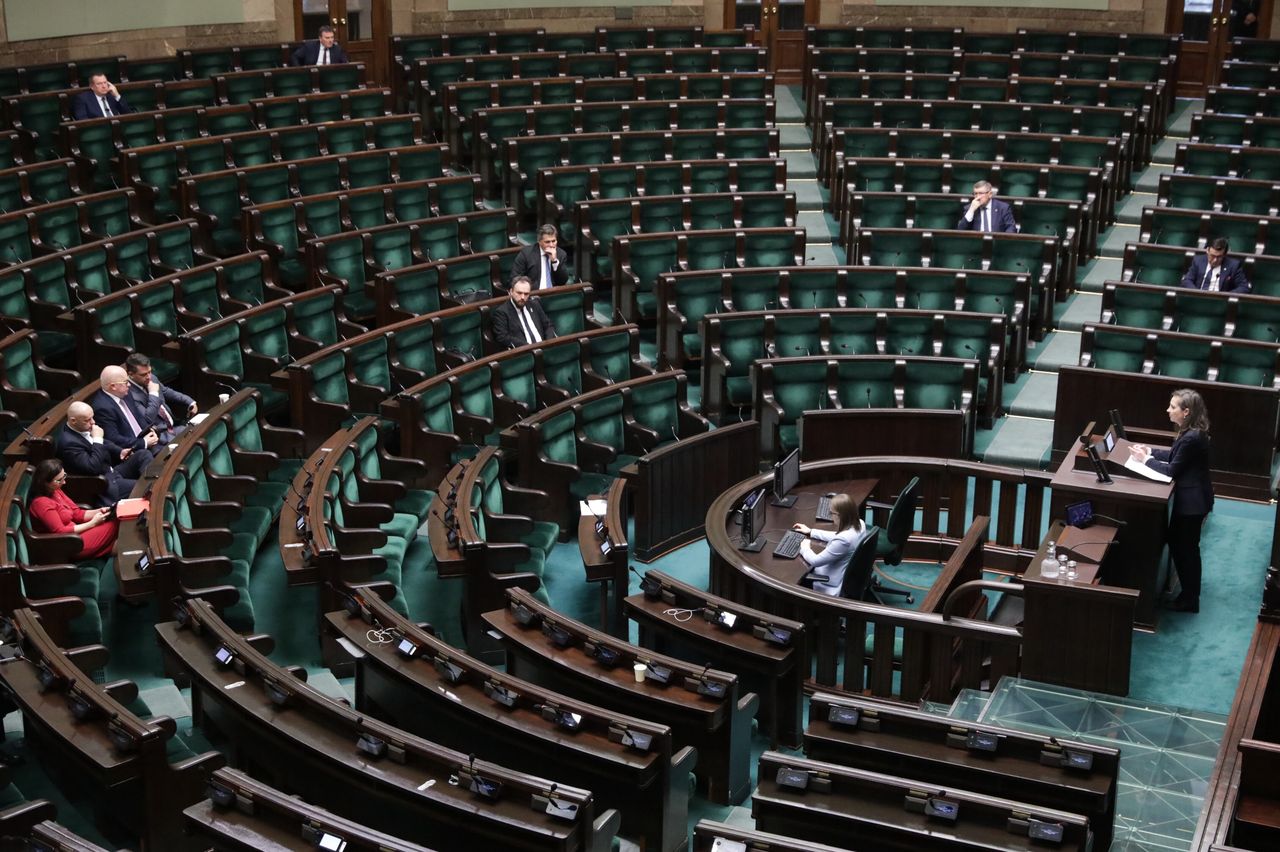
[1129,389,1214,613]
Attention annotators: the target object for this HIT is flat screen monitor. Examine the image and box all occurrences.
[741,487,767,549]
[1102,426,1117,454]
[772,448,800,507]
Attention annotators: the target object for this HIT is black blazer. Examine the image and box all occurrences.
[492,298,555,350]
[510,244,570,289]
[70,89,133,120]
[56,425,123,477]
[91,389,152,451]
[1146,428,1214,516]
[1180,255,1250,293]
[291,40,350,66]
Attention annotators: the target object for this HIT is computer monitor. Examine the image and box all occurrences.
[772,448,800,507]
[739,487,768,552]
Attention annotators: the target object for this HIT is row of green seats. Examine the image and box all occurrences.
[851,227,1060,340]
[1229,37,1280,63]
[538,158,787,247]
[804,26,1180,59]
[499,370,705,530]
[1175,141,1280,182]
[4,64,365,161]
[467,447,558,604]
[1122,241,1280,295]
[410,47,767,122]
[656,265,1029,383]
[390,324,648,485]
[241,174,483,287]
[0,186,150,267]
[1219,60,1280,90]
[0,131,31,172]
[1101,280,1280,342]
[504,127,780,222]
[63,88,394,189]
[752,354,980,459]
[823,126,1123,223]
[578,191,796,284]
[441,72,774,159]
[1139,206,1280,257]
[122,114,425,221]
[307,209,518,321]
[373,246,522,323]
[0,220,213,365]
[1204,85,1278,118]
[0,159,83,217]
[138,283,358,417]
[472,97,775,192]
[613,226,807,324]
[1080,322,1280,388]
[65,250,292,381]
[1156,172,1280,217]
[274,286,596,442]
[701,308,1007,427]
[1190,111,1280,148]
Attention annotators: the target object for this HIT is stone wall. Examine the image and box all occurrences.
[838,0,1157,34]
[408,0,706,34]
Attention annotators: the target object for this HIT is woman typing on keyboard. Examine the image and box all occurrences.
[792,494,870,597]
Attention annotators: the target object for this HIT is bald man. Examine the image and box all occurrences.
[92,365,159,453]
[57,401,153,504]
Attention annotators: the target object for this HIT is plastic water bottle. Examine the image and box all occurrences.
[1041,541,1060,579]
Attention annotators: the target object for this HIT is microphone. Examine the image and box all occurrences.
[214,381,238,396]
[854,291,868,308]
[961,343,979,359]
[1053,540,1114,563]
[1268,325,1278,342]
[432,507,459,548]
[670,425,681,444]
[811,290,817,307]
[991,295,1004,315]
[865,387,871,408]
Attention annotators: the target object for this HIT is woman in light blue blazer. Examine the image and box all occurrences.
[792,493,870,597]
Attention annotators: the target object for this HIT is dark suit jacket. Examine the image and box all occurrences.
[56,424,149,504]
[70,89,133,121]
[510,244,571,289]
[492,298,555,350]
[1146,428,1215,516]
[91,389,152,451]
[291,40,350,66]
[1180,255,1250,293]
[127,380,194,441]
[955,198,1018,233]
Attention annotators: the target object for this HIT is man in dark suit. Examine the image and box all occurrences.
[1231,0,1261,38]
[125,352,196,444]
[92,365,160,453]
[955,180,1018,233]
[492,276,555,350]
[510,224,571,290]
[57,401,153,505]
[291,26,350,66]
[70,73,134,121]
[1180,238,1251,293]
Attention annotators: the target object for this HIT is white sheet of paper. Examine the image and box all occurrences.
[579,499,608,516]
[1123,455,1173,483]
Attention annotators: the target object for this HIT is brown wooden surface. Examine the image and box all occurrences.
[800,409,966,462]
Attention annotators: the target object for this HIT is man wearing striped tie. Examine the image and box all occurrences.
[956,180,1018,233]
[291,25,349,67]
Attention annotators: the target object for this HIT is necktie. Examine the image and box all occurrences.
[1203,264,1216,291]
[100,97,112,117]
[518,306,539,345]
[981,208,990,232]
[541,254,552,290]
[116,397,143,437]
[321,47,329,65]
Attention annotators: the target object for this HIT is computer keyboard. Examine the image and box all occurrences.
[816,494,833,522]
[774,530,805,559]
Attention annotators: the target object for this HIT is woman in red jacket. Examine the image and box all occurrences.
[28,459,118,559]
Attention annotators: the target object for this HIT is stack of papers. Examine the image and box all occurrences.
[1122,456,1172,483]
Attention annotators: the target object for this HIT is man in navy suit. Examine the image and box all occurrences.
[92,365,160,453]
[125,353,196,444]
[510,224,571,290]
[70,73,134,121]
[955,180,1018,233]
[1180,238,1251,293]
[291,26,350,66]
[57,401,153,504]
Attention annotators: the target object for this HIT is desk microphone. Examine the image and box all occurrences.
[961,343,979,359]
[1053,541,1114,563]
[854,292,868,308]
[433,507,459,548]
[670,425,681,444]
[865,387,872,408]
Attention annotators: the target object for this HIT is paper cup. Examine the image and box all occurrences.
[633,663,647,683]
[218,393,230,404]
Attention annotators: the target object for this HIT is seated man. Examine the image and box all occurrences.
[492,276,555,349]
[511,224,571,290]
[125,353,196,444]
[57,401,153,505]
[70,73,134,120]
[291,25,349,66]
[92,365,160,453]
[1180,237,1251,293]
[956,180,1018,233]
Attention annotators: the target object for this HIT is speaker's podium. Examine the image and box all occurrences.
[1049,421,1175,631]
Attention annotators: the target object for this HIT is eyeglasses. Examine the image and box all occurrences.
[53,475,68,484]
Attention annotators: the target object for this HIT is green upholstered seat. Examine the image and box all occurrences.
[836,358,896,409]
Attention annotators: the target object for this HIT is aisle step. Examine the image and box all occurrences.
[1056,292,1102,331]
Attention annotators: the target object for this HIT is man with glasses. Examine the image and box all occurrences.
[70,73,134,121]
[956,180,1018,233]
[91,365,159,453]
